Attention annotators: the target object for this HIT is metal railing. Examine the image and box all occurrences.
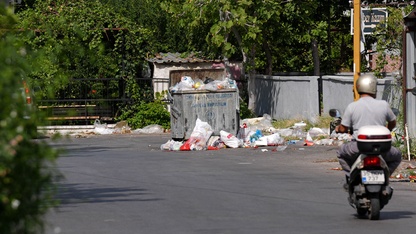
[38,77,153,125]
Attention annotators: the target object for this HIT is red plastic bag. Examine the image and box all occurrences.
[180,141,191,151]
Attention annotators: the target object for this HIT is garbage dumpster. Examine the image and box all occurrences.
[170,89,239,140]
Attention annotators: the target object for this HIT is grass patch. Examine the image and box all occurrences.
[271,115,333,130]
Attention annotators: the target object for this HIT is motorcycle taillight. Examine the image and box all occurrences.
[357,134,392,140]
[364,156,381,167]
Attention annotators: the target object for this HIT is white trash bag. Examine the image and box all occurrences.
[220,130,241,148]
[180,118,213,150]
[93,119,114,135]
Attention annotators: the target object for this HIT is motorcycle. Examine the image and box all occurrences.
[329,109,394,220]
[329,109,342,135]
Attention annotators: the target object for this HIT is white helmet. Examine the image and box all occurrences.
[356,74,377,95]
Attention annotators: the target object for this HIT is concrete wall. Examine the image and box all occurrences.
[253,75,320,121]
[405,31,416,138]
[321,75,400,117]
[253,74,401,123]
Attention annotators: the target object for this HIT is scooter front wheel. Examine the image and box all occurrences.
[369,197,380,220]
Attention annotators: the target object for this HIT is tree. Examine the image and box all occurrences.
[370,6,413,77]
[13,0,356,115]
[161,0,335,110]
[0,6,59,233]
[16,0,152,102]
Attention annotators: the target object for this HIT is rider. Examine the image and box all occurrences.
[335,74,402,181]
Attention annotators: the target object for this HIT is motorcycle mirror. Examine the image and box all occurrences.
[392,108,400,116]
[329,109,341,118]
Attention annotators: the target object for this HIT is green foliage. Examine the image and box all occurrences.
[16,0,152,101]
[161,0,350,74]
[117,91,170,130]
[371,6,412,77]
[0,7,59,233]
[239,98,256,119]
[13,0,356,123]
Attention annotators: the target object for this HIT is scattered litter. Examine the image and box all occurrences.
[308,127,326,137]
[255,133,284,146]
[304,132,314,146]
[261,149,268,152]
[249,129,263,143]
[277,128,293,137]
[331,132,352,141]
[294,121,307,128]
[315,139,334,146]
[275,145,287,151]
[220,130,241,148]
[93,119,114,135]
[113,121,132,134]
[304,141,314,146]
[241,114,273,132]
[237,123,250,142]
[133,124,164,134]
[207,135,225,150]
[180,118,213,151]
[287,140,299,145]
[161,139,183,151]
[207,146,220,150]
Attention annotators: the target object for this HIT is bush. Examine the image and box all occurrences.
[239,98,256,119]
[124,100,171,130]
[0,7,60,233]
[117,90,171,130]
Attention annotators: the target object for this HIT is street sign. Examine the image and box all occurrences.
[351,8,388,35]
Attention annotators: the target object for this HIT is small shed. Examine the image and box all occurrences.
[147,52,243,95]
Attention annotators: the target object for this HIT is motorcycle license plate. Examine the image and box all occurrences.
[361,170,385,184]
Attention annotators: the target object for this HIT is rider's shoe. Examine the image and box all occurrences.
[343,183,348,192]
[382,186,393,200]
[343,175,350,192]
[380,186,394,206]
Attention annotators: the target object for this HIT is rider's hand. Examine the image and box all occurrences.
[335,124,348,134]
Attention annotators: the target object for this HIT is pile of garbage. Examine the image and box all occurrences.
[160,114,352,151]
[169,75,237,92]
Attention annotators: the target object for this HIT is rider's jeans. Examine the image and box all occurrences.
[336,141,402,174]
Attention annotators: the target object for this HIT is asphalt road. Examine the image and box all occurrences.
[44,133,416,234]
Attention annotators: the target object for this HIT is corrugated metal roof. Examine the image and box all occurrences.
[147,52,222,64]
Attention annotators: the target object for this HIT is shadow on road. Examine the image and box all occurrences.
[379,210,416,220]
[55,183,163,206]
[352,210,416,220]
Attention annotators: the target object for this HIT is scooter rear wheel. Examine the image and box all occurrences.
[369,197,380,220]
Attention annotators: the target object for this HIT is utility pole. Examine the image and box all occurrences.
[353,0,361,101]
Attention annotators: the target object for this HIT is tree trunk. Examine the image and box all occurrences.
[231,27,247,63]
[248,46,256,112]
[312,39,320,76]
[263,37,273,75]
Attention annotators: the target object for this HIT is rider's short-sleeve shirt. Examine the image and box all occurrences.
[341,96,396,139]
